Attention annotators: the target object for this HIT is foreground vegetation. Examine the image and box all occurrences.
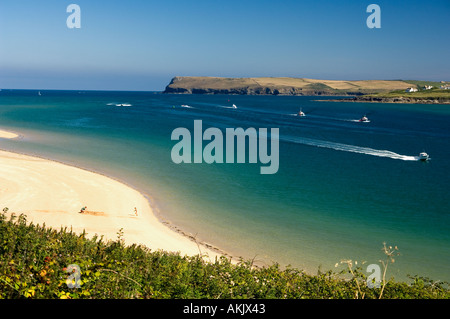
[0,212,448,299]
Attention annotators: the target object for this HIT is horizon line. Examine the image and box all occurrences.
[1,77,448,92]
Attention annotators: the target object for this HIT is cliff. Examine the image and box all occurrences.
[163,76,417,96]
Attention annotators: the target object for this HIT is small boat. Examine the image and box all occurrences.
[359,115,369,122]
[298,108,305,117]
[418,152,429,161]
[38,91,42,96]
[232,104,237,109]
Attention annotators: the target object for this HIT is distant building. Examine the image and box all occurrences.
[440,85,450,90]
[405,87,418,93]
[423,85,433,90]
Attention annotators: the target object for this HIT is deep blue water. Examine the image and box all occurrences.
[1,89,449,282]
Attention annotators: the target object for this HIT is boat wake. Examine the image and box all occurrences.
[214,104,237,109]
[107,103,132,107]
[288,113,305,117]
[283,136,419,161]
[347,119,371,123]
[286,114,370,122]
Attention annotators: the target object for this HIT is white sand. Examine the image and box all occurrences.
[0,148,225,261]
[0,129,19,139]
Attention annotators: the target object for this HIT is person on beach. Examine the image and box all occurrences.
[134,207,138,216]
[80,206,87,214]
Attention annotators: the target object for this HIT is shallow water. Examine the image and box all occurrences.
[1,90,449,282]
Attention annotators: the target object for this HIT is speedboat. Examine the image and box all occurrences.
[418,152,429,161]
[359,115,369,122]
[298,109,305,117]
[232,104,237,109]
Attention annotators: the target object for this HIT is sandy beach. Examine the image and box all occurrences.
[0,137,225,261]
[0,129,19,139]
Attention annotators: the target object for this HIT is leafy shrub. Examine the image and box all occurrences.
[0,212,448,299]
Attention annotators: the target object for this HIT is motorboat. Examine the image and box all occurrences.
[418,152,429,161]
[232,104,237,109]
[298,109,305,117]
[359,115,369,122]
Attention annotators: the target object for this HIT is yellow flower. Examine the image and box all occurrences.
[59,291,71,299]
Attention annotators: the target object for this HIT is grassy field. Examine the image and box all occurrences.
[251,77,414,91]
[403,80,446,89]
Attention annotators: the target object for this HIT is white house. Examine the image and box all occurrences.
[405,87,418,93]
[440,85,450,90]
[423,85,433,90]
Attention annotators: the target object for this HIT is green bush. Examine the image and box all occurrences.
[0,212,448,299]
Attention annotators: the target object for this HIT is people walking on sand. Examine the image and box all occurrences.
[80,206,87,214]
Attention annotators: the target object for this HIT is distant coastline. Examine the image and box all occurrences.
[163,76,450,104]
[323,96,450,104]
[322,89,450,104]
[163,76,416,96]
[163,76,445,96]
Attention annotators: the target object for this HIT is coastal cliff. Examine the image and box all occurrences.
[163,76,416,96]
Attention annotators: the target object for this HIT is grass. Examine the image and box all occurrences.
[403,80,447,89]
[366,89,450,101]
[1,211,448,299]
[304,83,338,92]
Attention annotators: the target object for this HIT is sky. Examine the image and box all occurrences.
[0,0,449,91]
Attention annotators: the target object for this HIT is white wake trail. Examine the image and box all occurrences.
[284,136,418,161]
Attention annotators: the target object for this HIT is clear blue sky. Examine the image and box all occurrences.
[0,0,449,90]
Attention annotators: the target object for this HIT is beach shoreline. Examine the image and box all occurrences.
[0,129,234,263]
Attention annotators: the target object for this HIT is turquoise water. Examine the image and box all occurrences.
[1,90,449,282]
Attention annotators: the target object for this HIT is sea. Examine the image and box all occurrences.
[0,89,449,282]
